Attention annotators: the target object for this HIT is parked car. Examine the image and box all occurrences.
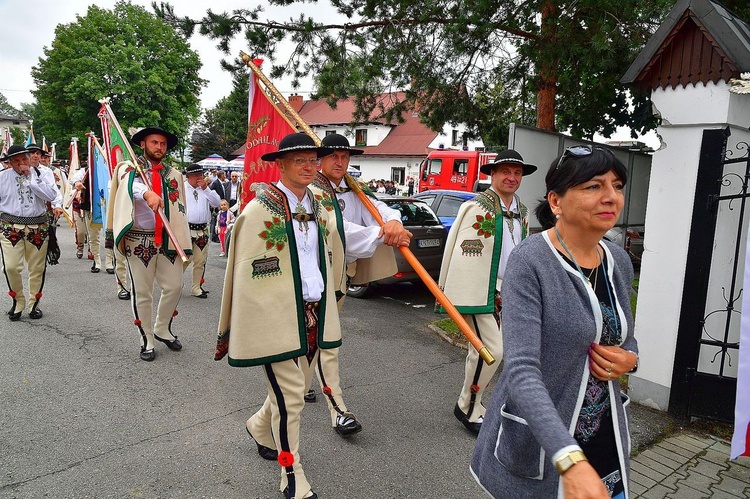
[604,226,645,268]
[347,197,447,298]
[412,190,477,231]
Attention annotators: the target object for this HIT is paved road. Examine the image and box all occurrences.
[1,225,485,498]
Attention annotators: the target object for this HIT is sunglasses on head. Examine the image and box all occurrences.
[555,145,610,170]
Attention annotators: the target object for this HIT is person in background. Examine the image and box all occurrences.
[228,171,241,209]
[183,163,221,298]
[439,150,536,436]
[215,199,234,257]
[471,145,639,498]
[0,145,61,320]
[308,132,412,436]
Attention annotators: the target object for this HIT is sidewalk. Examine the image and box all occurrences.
[630,432,750,498]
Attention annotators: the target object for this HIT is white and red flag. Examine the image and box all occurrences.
[240,59,296,210]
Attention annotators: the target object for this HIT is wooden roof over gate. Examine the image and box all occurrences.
[622,0,750,91]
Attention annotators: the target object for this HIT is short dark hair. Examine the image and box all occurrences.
[535,147,628,230]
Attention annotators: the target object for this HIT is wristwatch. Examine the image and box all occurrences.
[555,450,588,474]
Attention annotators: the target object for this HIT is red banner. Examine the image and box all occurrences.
[240,59,296,210]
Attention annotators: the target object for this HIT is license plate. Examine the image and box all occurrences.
[418,238,441,248]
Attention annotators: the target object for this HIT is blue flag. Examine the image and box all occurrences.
[91,141,110,225]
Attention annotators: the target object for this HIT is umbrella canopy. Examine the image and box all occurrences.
[225,154,245,171]
[197,153,229,169]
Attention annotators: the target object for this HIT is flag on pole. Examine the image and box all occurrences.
[733,230,750,459]
[42,136,47,152]
[1,127,11,158]
[87,133,110,226]
[50,143,57,162]
[25,121,35,147]
[69,137,80,174]
[240,59,296,209]
[97,100,129,173]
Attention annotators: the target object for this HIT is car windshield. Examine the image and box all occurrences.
[386,200,441,227]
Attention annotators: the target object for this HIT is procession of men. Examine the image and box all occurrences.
[0,127,517,499]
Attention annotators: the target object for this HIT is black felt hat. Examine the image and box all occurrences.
[480,149,537,176]
[320,133,364,156]
[260,133,333,162]
[1,145,29,161]
[131,126,178,150]
[25,143,43,153]
[184,163,204,175]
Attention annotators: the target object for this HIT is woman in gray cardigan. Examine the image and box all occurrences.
[471,146,639,498]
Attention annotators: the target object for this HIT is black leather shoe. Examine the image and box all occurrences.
[282,487,317,499]
[154,335,182,351]
[29,309,43,320]
[91,265,100,273]
[140,349,155,361]
[245,426,277,461]
[106,268,115,274]
[9,311,21,321]
[454,404,481,435]
[118,289,131,300]
[304,388,317,403]
[335,414,362,437]
[194,291,208,299]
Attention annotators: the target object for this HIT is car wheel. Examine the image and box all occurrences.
[346,283,370,298]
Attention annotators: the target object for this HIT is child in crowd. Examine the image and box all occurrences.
[215,199,235,257]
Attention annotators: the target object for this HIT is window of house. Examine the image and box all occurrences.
[391,167,405,185]
[325,130,336,136]
[451,129,459,147]
[355,129,367,146]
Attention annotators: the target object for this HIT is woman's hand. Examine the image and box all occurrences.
[562,461,610,498]
[589,344,637,382]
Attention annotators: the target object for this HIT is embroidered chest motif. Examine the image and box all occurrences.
[251,256,281,278]
[471,213,496,238]
[460,238,484,256]
[258,217,287,251]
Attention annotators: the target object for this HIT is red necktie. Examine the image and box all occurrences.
[151,164,163,247]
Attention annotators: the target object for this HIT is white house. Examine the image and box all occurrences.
[289,92,484,186]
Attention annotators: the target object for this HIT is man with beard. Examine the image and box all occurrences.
[308,132,412,437]
[182,163,220,298]
[105,127,191,361]
[0,146,61,320]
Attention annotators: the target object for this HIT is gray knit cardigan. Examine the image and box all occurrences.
[471,231,637,498]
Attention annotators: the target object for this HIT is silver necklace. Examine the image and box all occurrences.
[554,226,600,288]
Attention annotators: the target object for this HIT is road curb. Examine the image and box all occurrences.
[428,324,468,350]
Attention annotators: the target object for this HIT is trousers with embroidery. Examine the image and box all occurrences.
[74,210,102,268]
[183,227,209,296]
[0,223,49,314]
[122,230,183,351]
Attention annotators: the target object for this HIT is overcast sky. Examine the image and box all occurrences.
[0,0,318,111]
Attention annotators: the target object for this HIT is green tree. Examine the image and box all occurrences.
[191,71,249,161]
[156,0,675,140]
[32,1,204,154]
[0,93,21,116]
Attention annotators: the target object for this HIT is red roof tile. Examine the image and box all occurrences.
[232,92,439,157]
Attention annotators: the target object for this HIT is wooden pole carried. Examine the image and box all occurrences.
[240,52,495,365]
